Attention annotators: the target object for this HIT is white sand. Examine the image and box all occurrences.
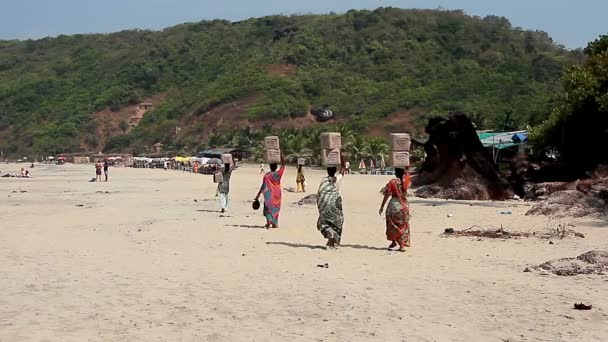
[1,163,607,341]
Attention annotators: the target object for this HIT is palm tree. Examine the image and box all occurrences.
[344,133,366,163]
[279,130,306,162]
[334,124,355,141]
[363,137,389,168]
[303,127,322,164]
[250,144,264,162]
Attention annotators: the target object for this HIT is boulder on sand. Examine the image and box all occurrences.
[526,190,607,218]
[526,167,608,218]
[296,194,317,206]
[413,113,513,200]
[534,250,608,276]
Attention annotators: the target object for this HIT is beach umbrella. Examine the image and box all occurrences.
[57,156,67,161]
[380,155,386,169]
[369,159,375,169]
[207,158,222,165]
[358,159,366,169]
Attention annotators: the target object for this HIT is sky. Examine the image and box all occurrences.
[0,0,605,49]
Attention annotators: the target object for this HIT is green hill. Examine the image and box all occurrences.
[0,7,580,157]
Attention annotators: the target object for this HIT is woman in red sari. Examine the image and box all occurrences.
[255,154,285,229]
[379,167,411,252]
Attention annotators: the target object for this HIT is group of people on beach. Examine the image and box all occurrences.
[216,154,412,251]
[94,159,109,182]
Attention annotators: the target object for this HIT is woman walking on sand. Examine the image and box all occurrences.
[296,165,306,193]
[95,160,103,182]
[317,156,346,249]
[217,161,236,213]
[254,154,285,229]
[379,167,411,252]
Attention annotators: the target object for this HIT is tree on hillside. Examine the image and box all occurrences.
[530,35,608,177]
[0,8,577,156]
[118,120,129,134]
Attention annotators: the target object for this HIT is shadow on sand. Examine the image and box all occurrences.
[225,224,266,229]
[409,198,517,208]
[266,241,387,251]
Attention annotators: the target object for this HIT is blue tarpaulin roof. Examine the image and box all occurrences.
[478,131,528,150]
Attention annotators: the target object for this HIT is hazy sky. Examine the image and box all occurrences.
[0,0,605,48]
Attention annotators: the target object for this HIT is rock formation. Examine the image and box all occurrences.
[413,114,513,200]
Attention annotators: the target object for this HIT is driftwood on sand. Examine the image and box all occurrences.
[443,226,530,239]
[443,223,586,240]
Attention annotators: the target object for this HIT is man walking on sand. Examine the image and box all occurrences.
[103,159,109,182]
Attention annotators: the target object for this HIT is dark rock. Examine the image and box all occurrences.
[573,303,592,310]
[526,190,606,218]
[296,194,317,205]
[535,250,608,276]
[413,113,513,200]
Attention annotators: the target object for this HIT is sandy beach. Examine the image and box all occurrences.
[1,163,607,342]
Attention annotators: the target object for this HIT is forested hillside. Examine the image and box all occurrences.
[0,7,580,156]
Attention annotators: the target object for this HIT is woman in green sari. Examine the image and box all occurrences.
[316,156,346,249]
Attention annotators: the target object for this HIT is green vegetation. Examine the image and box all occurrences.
[0,7,579,156]
[530,35,608,174]
[204,124,390,167]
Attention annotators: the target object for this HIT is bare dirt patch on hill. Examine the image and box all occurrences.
[83,93,166,151]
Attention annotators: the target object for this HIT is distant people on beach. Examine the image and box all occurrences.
[345,160,351,175]
[259,163,265,174]
[103,159,109,182]
[379,167,411,252]
[296,165,306,193]
[217,161,237,214]
[95,160,103,182]
[18,168,32,178]
[255,154,285,229]
[316,156,346,249]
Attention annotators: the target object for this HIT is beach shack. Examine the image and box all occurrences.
[197,148,251,162]
[73,155,90,164]
[477,130,529,169]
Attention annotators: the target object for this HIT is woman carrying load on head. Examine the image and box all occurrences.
[217,160,236,213]
[379,167,411,252]
[317,155,346,249]
[254,153,285,229]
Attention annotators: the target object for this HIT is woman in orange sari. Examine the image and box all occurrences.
[379,167,411,252]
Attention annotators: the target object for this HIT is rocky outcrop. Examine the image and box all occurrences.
[526,167,608,218]
[413,114,513,200]
[533,250,608,276]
